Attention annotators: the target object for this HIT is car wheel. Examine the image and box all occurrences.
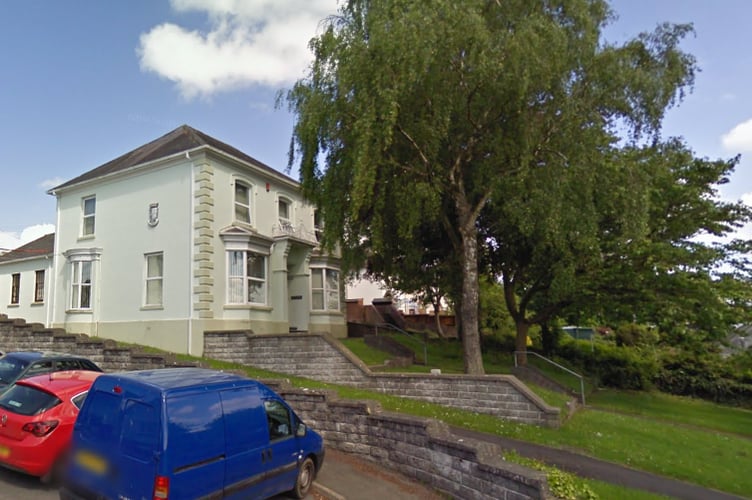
[290,457,315,499]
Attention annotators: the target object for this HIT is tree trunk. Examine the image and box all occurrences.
[458,219,484,375]
[515,319,529,366]
[433,299,446,338]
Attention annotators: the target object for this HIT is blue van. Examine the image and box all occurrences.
[59,368,325,500]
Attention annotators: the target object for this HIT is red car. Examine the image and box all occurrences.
[0,370,102,482]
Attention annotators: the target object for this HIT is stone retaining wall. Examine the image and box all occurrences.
[0,315,190,372]
[205,331,560,427]
[268,381,552,499]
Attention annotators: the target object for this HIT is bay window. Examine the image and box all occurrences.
[227,250,267,305]
[71,261,92,310]
[311,267,339,311]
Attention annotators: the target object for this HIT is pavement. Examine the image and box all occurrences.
[312,449,444,500]
[310,432,748,500]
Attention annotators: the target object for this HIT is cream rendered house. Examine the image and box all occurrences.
[21,125,344,355]
[0,233,54,325]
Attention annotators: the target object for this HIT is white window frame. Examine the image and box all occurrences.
[82,196,96,237]
[278,196,292,228]
[227,250,267,305]
[71,260,93,310]
[311,267,340,311]
[144,252,164,307]
[234,181,252,224]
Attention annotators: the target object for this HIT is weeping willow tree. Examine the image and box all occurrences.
[285,0,696,373]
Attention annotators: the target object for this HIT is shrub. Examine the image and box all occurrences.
[614,322,660,347]
[554,339,658,390]
[654,350,752,407]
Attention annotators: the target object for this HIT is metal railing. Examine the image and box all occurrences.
[514,351,586,405]
[375,323,428,366]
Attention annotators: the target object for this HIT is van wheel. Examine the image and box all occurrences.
[291,457,315,499]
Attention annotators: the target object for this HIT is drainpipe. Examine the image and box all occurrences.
[49,195,61,329]
[187,152,194,355]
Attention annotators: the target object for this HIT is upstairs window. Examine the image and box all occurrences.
[278,198,291,224]
[34,270,45,303]
[144,253,163,307]
[234,182,251,224]
[311,267,339,311]
[278,197,294,233]
[71,261,92,310]
[227,250,267,305]
[10,273,20,305]
[82,196,96,236]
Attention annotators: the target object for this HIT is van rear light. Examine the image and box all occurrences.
[153,475,169,499]
[22,420,59,437]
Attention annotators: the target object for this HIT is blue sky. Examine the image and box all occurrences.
[1,0,750,251]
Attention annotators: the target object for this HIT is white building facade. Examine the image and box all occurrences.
[2,126,345,355]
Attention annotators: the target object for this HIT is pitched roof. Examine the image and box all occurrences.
[50,124,295,192]
[0,233,55,264]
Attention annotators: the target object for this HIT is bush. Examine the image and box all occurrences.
[654,350,752,407]
[614,322,660,347]
[554,339,658,390]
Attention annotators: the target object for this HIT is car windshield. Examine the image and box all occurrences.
[0,384,61,416]
[0,358,29,386]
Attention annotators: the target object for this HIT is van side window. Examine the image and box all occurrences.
[263,400,292,441]
[77,391,120,442]
[121,400,158,461]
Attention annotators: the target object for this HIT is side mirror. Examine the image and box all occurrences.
[295,422,307,438]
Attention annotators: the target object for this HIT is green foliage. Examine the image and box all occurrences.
[614,323,660,347]
[479,276,516,337]
[555,339,658,390]
[654,349,752,407]
[509,453,598,500]
[286,0,706,374]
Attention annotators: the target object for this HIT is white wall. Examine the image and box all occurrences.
[0,257,52,325]
[52,160,192,329]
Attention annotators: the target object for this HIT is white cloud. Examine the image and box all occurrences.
[138,0,338,99]
[721,118,752,153]
[0,224,55,253]
[39,177,64,191]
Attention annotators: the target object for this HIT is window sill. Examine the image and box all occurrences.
[65,309,93,314]
[7,304,19,308]
[141,305,164,311]
[310,310,344,316]
[77,235,95,242]
[224,304,273,312]
[31,302,44,307]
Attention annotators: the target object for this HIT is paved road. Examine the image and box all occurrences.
[0,448,436,500]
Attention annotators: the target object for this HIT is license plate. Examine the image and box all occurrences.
[0,445,8,459]
[75,450,107,475]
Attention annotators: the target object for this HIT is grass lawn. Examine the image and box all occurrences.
[315,337,752,498]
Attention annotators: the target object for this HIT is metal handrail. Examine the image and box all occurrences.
[514,351,586,406]
[375,323,428,366]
